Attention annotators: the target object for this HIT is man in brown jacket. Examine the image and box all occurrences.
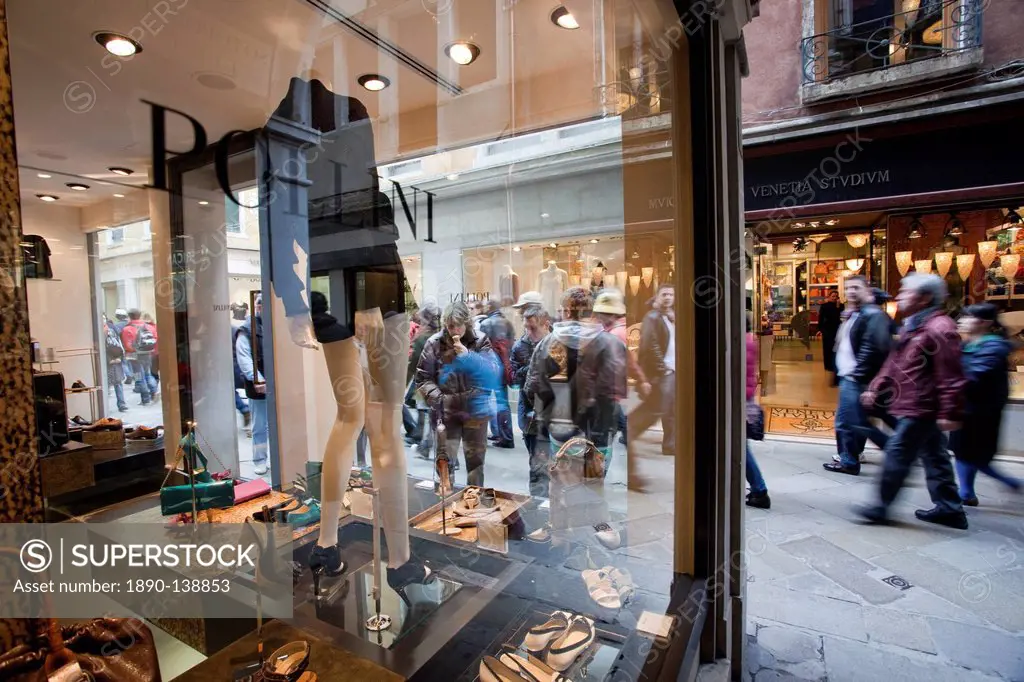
[859,273,968,529]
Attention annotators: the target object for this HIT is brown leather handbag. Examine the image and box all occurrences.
[0,618,161,681]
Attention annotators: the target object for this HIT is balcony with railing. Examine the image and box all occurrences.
[800,0,983,99]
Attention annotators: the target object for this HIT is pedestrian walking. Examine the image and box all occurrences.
[408,304,440,458]
[480,298,516,449]
[416,301,501,487]
[593,288,648,445]
[818,290,844,386]
[823,275,893,475]
[511,304,550,496]
[746,317,770,509]
[858,274,968,529]
[236,294,270,476]
[103,316,128,413]
[120,309,159,406]
[951,303,1022,506]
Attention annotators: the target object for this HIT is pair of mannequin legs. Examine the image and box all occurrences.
[309,312,431,590]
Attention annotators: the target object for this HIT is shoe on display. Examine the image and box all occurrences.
[523,611,572,654]
[527,524,552,543]
[283,499,321,527]
[480,488,497,508]
[386,561,434,592]
[479,655,523,682]
[462,487,480,509]
[71,379,87,390]
[70,415,92,427]
[85,417,122,431]
[745,492,771,509]
[581,569,621,609]
[125,425,162,440]
[545,616,596,672]
[499,648,568,682]
[308,544,346,595]
[261,640,311,682]
[606,567,636,605]
[254,463,270,476]
[592,523,621,550]
[914,507,968,530]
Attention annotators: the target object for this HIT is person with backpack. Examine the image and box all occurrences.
[480,298,516,449]
[103,316,128,412]
[120,308,159,406]
[236,294,269,475]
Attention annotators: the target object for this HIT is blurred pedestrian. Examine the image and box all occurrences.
[417,301,501,487]
[102,316,128,413]
[746,317,769,509]
[120,309,159,406]
[480,298,516,448]
[593,288,647,445]
[823,275,893,475]
[236,294,269,475]
[858,274,968,529]
[407,304,440,458]
[951,303,1021,506]
[511,304,550,496]
[819,290,844,386]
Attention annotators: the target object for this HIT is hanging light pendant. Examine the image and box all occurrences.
[934,252,954,278]
[895,251,913,277]
[846,233,869,249]
[845,258,864,272]
[956,253,976,281]
[914,259,933,274]
[907,216,925,239]
[945,213,965,237]
[977,241,999,268]
[1001,254,1020,281]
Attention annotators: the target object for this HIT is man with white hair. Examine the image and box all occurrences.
[859,273,968,529]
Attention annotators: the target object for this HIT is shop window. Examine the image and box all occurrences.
[801,0,983,100]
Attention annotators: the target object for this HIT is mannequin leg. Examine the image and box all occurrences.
[317,338,366,550]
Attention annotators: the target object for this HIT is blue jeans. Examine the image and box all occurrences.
[234,391,250,416]
[489,386,514,443]
[746,442,767,494]
[132,355,159,403]
[251,398,268,466]
[835,377,889,467]
[955,459,1022,500]
[880,417,962,514]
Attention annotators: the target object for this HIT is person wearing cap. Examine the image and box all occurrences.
[512,291,544,315]
[511,304,550,495]
[593,289,647,444]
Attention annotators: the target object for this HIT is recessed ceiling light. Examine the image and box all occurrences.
[540,212,550,218]
[358,74,390,91]
[36,194,58,202]
[444,41,481,66]
[66,182,90,191]
[37,173,51,179]
[513,246,522,252]
[549,242,557,248]
[198,200,210,206]
[551,6,580,30]
[108,167,133,176]
[113,193,125,198]
[447,173,459,181]
[94,32,143,57]
[590,238,599,243]
[194,71,236,91]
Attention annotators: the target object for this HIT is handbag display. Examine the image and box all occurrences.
[552,436,606,480]
[0,618,161,681]
[746,401,765,441]
[160,424,235,516]
[234,478,272,504]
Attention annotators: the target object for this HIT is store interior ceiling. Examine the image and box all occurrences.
[7,0,665,208]
[748,211,887,242]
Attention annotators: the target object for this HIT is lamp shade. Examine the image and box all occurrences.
[885,301,898,318]
[934,251,954,278]
[1000,254,1020,281]
[895,251,913,277]
[845,258,864,272]
[977,241,999,268]
[914,259,932,274]
[846,233,869,248]
[956,253,976,281]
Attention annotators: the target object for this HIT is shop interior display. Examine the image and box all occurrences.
[538,261,570,314]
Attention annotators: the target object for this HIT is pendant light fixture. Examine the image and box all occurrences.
[977,241,999,268]
[956,253,976,281]
[914,259,932,274]
[934,251,954,278]
[845,233,869,249]
[945,213,965,237]
[907,215,925,239]
[1000,254,1020,281]
[845,258,864,272]
[895,251,913,277]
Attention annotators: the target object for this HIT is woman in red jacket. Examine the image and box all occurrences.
[747,319,770,509]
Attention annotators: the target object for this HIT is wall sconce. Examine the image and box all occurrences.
[977,241,999,268]
[1000,254,1020,281]
[907,216,925,239]
[945,213,964,237]
[895,251,913,277]
[641,267,654,287]
[845,258,865,272]
[914,259,933,274]
[628,275,641,295]
[934,251,954,278]
[846,233,869,248]
[956,253,976,281]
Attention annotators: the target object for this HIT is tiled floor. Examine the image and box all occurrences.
[762,338,839,410]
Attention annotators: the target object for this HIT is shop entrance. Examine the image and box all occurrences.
[748,215,888,437]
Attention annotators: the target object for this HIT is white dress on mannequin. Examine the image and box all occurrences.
[538,262,569,314]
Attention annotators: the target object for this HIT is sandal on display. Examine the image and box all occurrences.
[480,488,497,508]
[545,616,596,672]
[581,569,622,609]
[498,648,569,682]
[593,523,621,550]
[262,641,311,682]
[308,544,346,596]
[280,499,321,527]
[523,611,572,654]
[607,567,636,605]
[253,499,299,523]
[479,655,522,682]
[462,487,481,509]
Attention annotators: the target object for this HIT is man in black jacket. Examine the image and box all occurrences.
[629,283,676,467]
[510,305,550,496]
[823,275,893,476]
[818,290,844,386]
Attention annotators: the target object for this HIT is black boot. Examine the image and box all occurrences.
[745,491,771,509]
[308,544,346,595]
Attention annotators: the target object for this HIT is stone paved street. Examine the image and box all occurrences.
[741,437,1024,682]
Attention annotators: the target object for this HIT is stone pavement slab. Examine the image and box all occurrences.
[862,605,936,654]
[779,536,905,605]
[821,635,1003,682]
[765,572,862,604]
[919,530,1024,575]
[927,618,1024,679]
[746,582,868,642]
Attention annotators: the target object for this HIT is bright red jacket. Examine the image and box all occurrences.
[867,309,965,422]
[121,320,157,354]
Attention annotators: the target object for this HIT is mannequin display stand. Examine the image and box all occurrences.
[364,487,392,633]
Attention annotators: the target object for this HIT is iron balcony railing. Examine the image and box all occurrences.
[801,0,983,85]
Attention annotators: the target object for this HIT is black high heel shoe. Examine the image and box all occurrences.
[386,561,435,607]
[308,544,346,596]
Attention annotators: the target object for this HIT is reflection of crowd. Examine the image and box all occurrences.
[406,282,678,496]
[104,307,160,411]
